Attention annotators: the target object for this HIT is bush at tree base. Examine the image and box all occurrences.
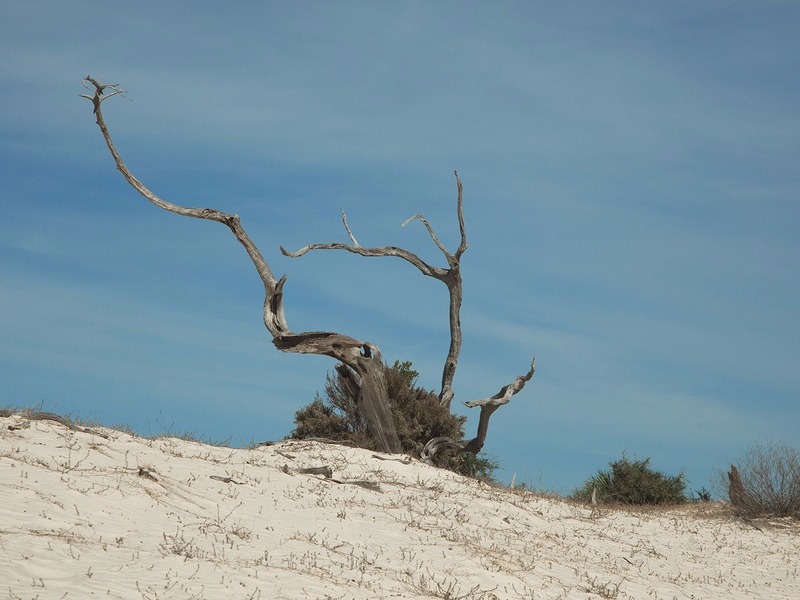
[290,360,499,480]
[572,454,688,505]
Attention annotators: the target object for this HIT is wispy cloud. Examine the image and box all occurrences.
[1,1,798,492]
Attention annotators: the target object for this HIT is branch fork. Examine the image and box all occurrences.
[281,171,469,408]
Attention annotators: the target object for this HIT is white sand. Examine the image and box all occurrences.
[1,413,797,599]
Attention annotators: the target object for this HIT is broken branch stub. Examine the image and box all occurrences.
[81,76,401,454]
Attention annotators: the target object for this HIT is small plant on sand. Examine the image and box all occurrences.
[572,453,687,505]
[725,441,800,519]
[692,486,713,502]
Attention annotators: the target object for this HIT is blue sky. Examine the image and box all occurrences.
[1,1,798,494]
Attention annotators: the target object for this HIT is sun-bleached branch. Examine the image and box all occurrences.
[282,171,468,408]
[341,209,360,247]
[81,75,402,453]
[422,358,536,461]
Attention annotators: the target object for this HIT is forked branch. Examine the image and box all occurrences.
[422,358,536,461]
[281,172,468,408]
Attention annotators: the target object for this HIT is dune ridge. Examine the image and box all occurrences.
[1,413,797,599]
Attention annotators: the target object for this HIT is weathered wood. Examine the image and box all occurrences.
[81,76,402,454]
[82,76,536,462]
[462,358,536,454]
[209,475,245,485]
[727,464,753,514]
[289,465,334,479]
[281,172,468,409]
[421,358,536,461]
[420,436,464,463]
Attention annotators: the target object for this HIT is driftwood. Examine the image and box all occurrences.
[372,454,412,465]
[281,464,334,479]
[328,479,382,492]
[278,464,379,490]
[209,475,245,485]
[280,172,536,457]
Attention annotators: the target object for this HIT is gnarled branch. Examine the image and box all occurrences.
[81,76,402,453]
[81,77,290,337]
[281,172,468,408]
[421,358,536,462]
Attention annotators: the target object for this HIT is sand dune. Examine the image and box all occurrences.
[1,412,797,599]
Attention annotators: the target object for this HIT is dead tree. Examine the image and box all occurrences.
[81,76,534,459]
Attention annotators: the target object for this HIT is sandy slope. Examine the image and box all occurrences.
[0,414,797,599]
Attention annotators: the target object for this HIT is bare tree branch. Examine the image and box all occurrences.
[454,174,468,260]
[282,171,468,408]
[79,76,126,110]
[421,358,536,462]
[401,214,450,258]
[463,358,537,411]
[82,77,289,336]
[281,241,446,279]
[341,209,360,247]
[462,357,536,454]
[81,76,402,453]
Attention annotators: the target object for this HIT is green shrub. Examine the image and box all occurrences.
[384,361,465,461]
[458,452,500,481]
[693,487,713,502]
[572,454,688,505]
[725,441,800,519]
[290,360,498,480]
[290,397,372,447]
